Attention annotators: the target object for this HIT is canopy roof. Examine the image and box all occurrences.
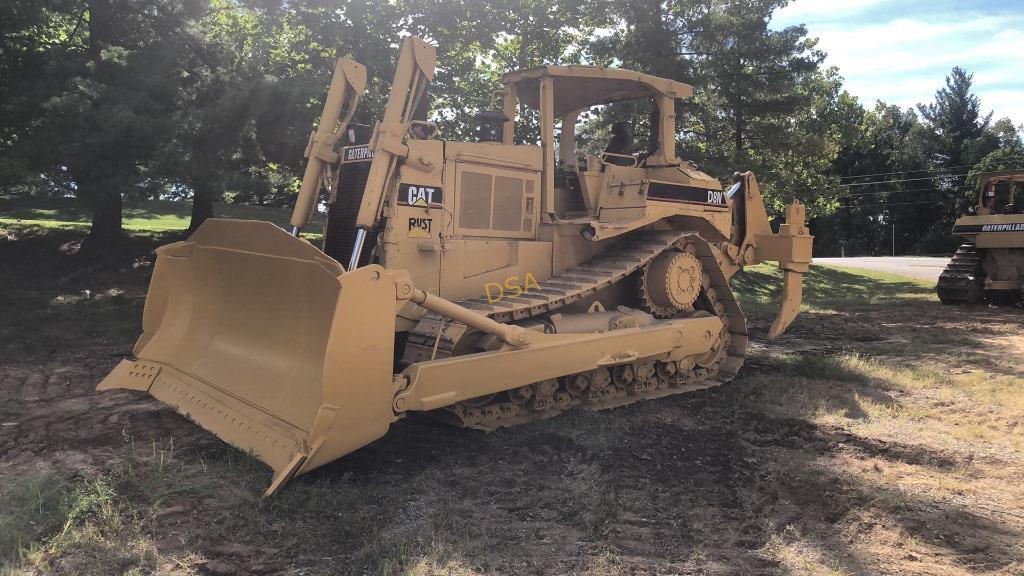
[502,65,694,117]
[980,169,1024,185]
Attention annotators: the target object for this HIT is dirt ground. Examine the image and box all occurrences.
[1,227,1023,575]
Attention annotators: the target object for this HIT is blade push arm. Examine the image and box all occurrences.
[290,58,368,236]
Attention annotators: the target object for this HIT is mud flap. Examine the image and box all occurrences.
[97,219,399,495]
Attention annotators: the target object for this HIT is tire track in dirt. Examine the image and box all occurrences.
[0,362,208,465]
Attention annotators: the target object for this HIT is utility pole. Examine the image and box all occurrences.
[892,220,895,257]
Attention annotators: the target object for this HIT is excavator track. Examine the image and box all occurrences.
[937,244,984,304]
[402,230,748,430]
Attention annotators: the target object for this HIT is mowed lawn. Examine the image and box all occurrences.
[0,198,324,237]
[0,217,1022,576]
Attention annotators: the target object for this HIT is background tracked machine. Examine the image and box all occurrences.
[97,37,813,495]
[938,170,1024,304]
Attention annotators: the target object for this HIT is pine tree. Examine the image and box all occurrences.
[915,67,998,251]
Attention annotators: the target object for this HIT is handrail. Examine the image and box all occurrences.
[599,152,639,168]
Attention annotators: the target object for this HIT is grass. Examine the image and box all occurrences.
[733,262,937,318]
[733,262,1024,465]
[731,264,1024,455]
[0,475,68,566]
[0,197,325,237]
[763,534,852,576]
[2,440,206,575]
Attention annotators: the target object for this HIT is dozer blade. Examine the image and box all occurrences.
[98,219,399,495]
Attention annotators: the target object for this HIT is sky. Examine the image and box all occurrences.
[771,0,1024,126]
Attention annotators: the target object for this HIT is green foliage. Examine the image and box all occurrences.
[816,103,932,256]
[967,146,1024,198]
[918,67,995,169]
[1,0,1020,251]
[0,474,69,565]
[816,67,1020,256]
[594,0,853,216]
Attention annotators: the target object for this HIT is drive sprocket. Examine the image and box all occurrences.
[638,248,703,318]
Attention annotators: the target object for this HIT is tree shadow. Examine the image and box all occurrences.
[217,386,1021,575]
[739,353,905,422]
[0,228,175,361]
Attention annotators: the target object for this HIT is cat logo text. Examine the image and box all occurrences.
[401,183,443,207]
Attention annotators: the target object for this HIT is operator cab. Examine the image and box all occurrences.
[977,170,1024,215]
[497,66,717,223]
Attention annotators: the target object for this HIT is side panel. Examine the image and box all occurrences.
[646,181,727,208]
[382,140,445,297]
[954,214,1024,249]
[439,239,552,302]
[595,165,647,223]
[438,141,548,302]
[984,248,1024,289]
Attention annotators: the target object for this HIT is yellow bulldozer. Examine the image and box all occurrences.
[937,170,1024,304]
[97,37,813,495]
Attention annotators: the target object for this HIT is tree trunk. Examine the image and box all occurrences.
[83,0,122,243]
[86,184,124,242]
[733,47,744,154]
[188,183,215,232]
[88,0,113,57]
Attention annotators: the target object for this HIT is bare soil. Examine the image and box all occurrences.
[1,228,1022,575]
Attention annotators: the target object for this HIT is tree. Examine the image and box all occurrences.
[390,0,611,142]
[918,67,994,169]
[913,67,998,251]
[968,147,1024,191]
[594,0,856,216]
[2,0,202,242]
[816,103,931,256]
[989,117,1023,152]
[820,68,1016,256]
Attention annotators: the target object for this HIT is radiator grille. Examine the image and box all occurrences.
[322,157,375,265]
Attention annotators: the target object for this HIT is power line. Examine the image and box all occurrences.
[798,183,966,201]
[838,183,971,198]
[839,173,970,188]
[834,200,954,209]
[835,164,975,181]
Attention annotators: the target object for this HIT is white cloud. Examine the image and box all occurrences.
[775,1,1024,125]
[982,91,1024,127]
[774,0,887,26]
